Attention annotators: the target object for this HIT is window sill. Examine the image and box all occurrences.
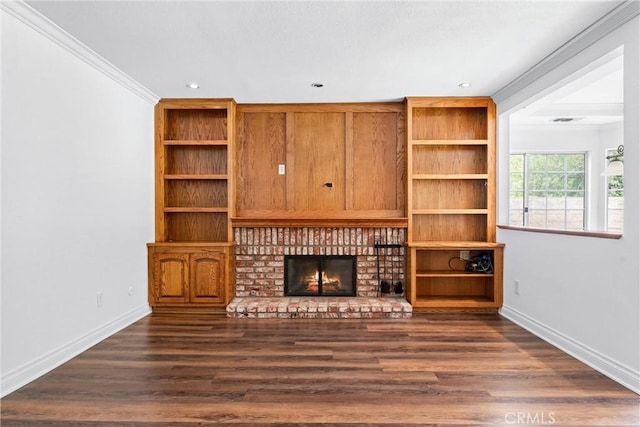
[497,225,622,239]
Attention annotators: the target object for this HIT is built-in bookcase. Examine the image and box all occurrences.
[156,100,235,242]
[148,99,236,310]
[406,97,503,309]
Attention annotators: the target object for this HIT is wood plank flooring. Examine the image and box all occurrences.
[2,313,638,426]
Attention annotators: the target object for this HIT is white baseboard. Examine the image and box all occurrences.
[1,304,151,398]
[500,305,640,395]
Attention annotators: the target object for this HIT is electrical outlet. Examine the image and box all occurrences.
[97,291,103,308]
[278,164,285,175]
[514,280,520,295]
[460,250,470,260]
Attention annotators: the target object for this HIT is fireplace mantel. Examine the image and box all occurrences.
[232,216,408,228]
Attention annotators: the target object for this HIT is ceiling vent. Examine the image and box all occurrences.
[551,117,584,123]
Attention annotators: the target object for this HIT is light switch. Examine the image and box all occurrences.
[278,164,285,175]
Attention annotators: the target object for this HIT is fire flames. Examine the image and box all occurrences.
[305,270,341,292]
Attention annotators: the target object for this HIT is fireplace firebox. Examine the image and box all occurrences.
[284,255,357,297]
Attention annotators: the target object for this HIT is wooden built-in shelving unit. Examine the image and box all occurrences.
[147,99,236,310]
[405,97,503,310]
[146,97,503,312]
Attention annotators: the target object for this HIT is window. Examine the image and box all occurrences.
[510,153,586,230]
[605,148,624,232]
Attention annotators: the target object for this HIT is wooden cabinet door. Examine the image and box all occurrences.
[189,251,226,303]
[151,252,190,303]
[293,112,345,210]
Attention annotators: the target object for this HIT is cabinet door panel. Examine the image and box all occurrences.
[152,253,189,303]
[352,112,402,210]
[237,112,287,210]
[293,112,345,210]
[190,252,226,303]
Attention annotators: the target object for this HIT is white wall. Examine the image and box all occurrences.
[1,6,155,396]
[496,15,639,393]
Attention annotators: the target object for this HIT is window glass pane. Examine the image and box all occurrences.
[546,191,566,209]
[515,153,586,231]
[566,210,585,230]
[566,192,584,209]
[510,172,523,192]
[607,208,624,232]
[566,173,584,190]
[528,210,547,228]
[606,148,624,232]
[546,173,565,191]
[528,154,546,171]
[567,154,585,171]
[546,210,566,229]
[528,172,547,191]
[509,211,524,226]
[510,154,523,172]
[509,154,525,226]
[546,155,565,171]
[528,193,546,209]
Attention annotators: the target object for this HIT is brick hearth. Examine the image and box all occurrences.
[227,297,412,319]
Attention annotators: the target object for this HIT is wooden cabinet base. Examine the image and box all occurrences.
[147,243,234,309]
[406,242,504,309]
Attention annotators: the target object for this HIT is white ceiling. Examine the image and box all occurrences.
[25,0,624,104]
[511,51,624,126]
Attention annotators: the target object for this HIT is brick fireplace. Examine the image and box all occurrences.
[233,227,405,298]
[229,227,412,318]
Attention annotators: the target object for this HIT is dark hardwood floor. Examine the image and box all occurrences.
[2,313,638,426]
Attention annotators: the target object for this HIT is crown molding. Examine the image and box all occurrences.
[1,0,160,105]
[492,0,640,104]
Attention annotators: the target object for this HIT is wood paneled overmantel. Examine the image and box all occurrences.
[234,102,406,227]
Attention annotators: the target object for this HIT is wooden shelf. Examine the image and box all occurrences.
[412,209,488,215]
[164,207,228,213]
[410,139,488,146]
[412,174,488,180]
[163,139,228,146]
[411,296,495,308]
[148,242,234,248]
[164,174,228,180]
[407,241,504,249]
[416,270,494,278]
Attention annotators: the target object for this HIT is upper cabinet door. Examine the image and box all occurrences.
[293,112,345,211]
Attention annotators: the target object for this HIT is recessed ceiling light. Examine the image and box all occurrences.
[458,82,471,88]
[311,82,324,88]
[186,83,200,89]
